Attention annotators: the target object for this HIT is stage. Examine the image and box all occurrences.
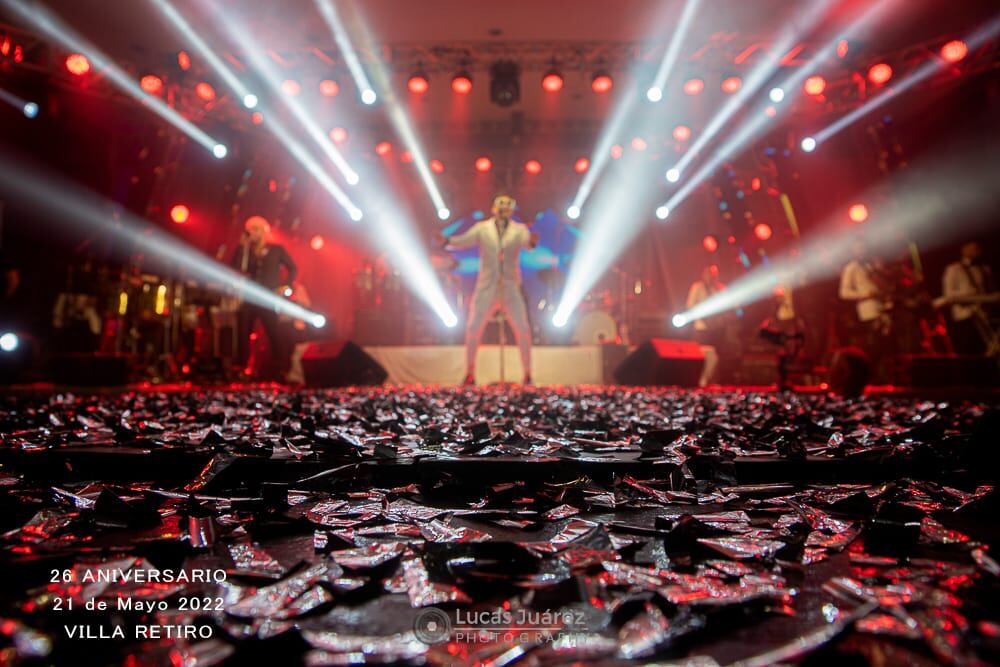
[361,344,617,385]
[1,384,997,665]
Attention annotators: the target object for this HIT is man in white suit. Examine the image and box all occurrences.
[445,194,538,384]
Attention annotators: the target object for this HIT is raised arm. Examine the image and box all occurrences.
[445,223,480,250]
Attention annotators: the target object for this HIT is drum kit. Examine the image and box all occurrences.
[52,260,240,379]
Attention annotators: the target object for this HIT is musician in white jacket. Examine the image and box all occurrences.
[444,194,538,384]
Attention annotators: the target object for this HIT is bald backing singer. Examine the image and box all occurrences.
[443,194,539,385]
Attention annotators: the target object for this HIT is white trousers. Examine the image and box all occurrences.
[465,282,531,375]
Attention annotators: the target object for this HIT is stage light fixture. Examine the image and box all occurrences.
[656,206,670,220]
[940,39,968,63]
[574,157,589,173]
[195,82,216,101]
[703,235,718,252]
[490,60,520,107]
[722,76,742,93]
[310,235,325,250]
[848,203,868,223]
[430,159,444,174]
[243,93,258,109]
[524,159,542,175]
[754,223,772,240]
[646,86,662,102]
[769,87,785,102]
[22,102,38,118]
[329,127,347,144]
[837,39,849,58]
[451,72,472,94]
[141,75,163,95]
[631,137,647,151]
[212,144,227,159]
[867,63,892,85]
[319,79,340,97]
[475,156,492,172]
[251,112,263,124]
[683,78,704,95]
[666,168,680,183]
[801,136,817,152]
[610,145,623,159]
[804,75,826,96]
[437,207,450,220]
[0,333,18,352]
[65,53,90,76]
[591,72,613,93]
[361,89,377,104]
[542,70,564,92]
[170,204,190,224]
[311,315,327,329]
[281,79,301,96]
[375,141,392,156]
[673,125,691,141]
[177,50,191,70]
[646,0,701,104]
[671,314,686,328]
[408,73,429,94]
[567,205,580,220]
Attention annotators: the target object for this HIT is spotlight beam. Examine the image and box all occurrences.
[346,9,449,218]
[204,4,360,185]
[673,144,999,326]
[669,0,832,179]
[2,0,224,155]
[0,86,36,117]
[659,0,899,217]
[813,15,1000,146]
[647,0,702,100]
[0,153,327,327]
[148,0,257,108]
[314,0,377,104]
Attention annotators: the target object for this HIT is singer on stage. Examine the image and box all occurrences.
[444,194,538,385]
[231,215,297,380]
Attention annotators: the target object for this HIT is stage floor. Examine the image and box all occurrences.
[0,386,996,666]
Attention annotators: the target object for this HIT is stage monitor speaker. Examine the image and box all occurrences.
[828,347,870,397]
[301,341,388,387]
[613,338,704,387]
[52,353,130,386]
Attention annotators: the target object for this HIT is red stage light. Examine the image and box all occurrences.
[400,151,413,163]
[750,177,761,191]
[430,159,444,173]
[867,63,892,85]
[310,235,324,251]
[140,75,163,95]
[610,144,622,159]
[475,156,492,173]
[375,141,392,156]
[673,125,691,142]
[451,74,472,94]
[329,127,347,143]
[703,235,718,253]
[940,40,968,63]
[754,223,772,241]
[195,82,216,101]
[524,159,542,174]
[408,74,429,94]
[251,112,264,125]
[574,157,589,173]
[848,203,868,223]
[65,53,90,76]
[765,105,777,118]
[631,137,647,151]
[281,79,301,96]
[804,75,826,96]
[836,40,849,59]
[319,79,340,97]
[721,76,742,93]
[542,72,563,92]
[683,78,704,95]
[591,73,613,93]
[177,50,191,70]
[170,205,190,224]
